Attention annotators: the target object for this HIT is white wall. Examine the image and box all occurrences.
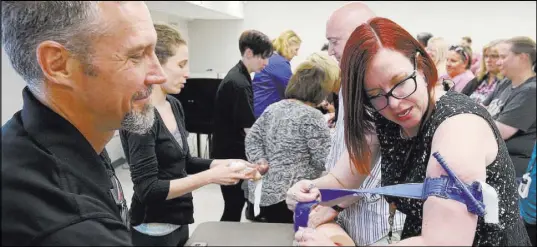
[363,1,536,50]
[150,10,191,44]
[188,1,536,74]
[188,19,245,74]
[1,49,26,125]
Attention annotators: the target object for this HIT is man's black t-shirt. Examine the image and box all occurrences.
[1,87,131,245]
[211,60,256,160]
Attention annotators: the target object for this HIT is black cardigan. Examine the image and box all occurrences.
[120,95,213,226]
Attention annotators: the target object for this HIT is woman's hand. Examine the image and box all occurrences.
[308,205,339,228]
[253,158,270,175]
[294,227,336,246]
[286,180,320,211]
[211,159,268,181]
[206,161,254,185]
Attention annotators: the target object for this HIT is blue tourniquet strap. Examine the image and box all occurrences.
[293,152,487,231]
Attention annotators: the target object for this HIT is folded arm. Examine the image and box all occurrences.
[493,89,536,140]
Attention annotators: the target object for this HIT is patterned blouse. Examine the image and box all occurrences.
[469,74,499,105]
[245,99,331,206]
[376,91,524,246]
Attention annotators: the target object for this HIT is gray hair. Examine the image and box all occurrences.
[1,1,102,94]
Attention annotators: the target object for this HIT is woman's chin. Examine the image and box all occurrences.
[169,86,182,95]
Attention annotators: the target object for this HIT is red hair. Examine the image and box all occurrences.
[340,17,438,175]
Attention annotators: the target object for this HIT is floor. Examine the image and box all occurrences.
[115,163,251,237]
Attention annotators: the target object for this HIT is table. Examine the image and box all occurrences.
[185,221,295,246]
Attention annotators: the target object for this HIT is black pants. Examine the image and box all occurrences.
[258,200,294,223]
[220,181,246,222]
[526,221,536,246]
[130,225,189,247]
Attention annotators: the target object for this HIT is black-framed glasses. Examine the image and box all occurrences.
[367,54,418,112]
[449,45,469,61]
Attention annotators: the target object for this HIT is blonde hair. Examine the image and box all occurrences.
[427,37,448,65]
[306,52,341,93]
[273,30,302,60]
[285,53,340,104]
[477,39,504,82]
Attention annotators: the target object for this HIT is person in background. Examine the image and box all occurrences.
[287,3,406,246]
[416,32,433,47]
[462,40,504,104]
[295,16,530,246]
[246,31,301,219]
[309,53,340,128]
[212,30,274,222]
[120,24,263,246]
[443,45,475,92]
[1,2,166,245]
[520,143,536,246]
[252,30,301,118]
[245,53,339,223]
[425,37,449,78]
[483,37,536,177]
[461,36,482,74]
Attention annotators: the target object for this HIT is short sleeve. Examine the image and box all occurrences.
[494,86,536,132]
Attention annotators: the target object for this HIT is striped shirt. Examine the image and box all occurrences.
[326,89,406,246]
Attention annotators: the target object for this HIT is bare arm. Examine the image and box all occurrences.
[492,86,536,140]
[393,113,496,246]
[316,133,380,189]
[495,121,519,140]
[166,173,213,200]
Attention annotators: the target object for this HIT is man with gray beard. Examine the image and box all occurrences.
[1,1,166,245]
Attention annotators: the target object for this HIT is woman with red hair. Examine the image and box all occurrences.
[294,17,529,246]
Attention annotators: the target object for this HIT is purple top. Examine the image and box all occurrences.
[440,70,475,93]
[469,75,499,105]
[252,53,292,118]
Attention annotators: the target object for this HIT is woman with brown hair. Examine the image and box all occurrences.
[244,52,339,223]
[120,24,265,246]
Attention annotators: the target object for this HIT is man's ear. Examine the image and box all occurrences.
[520,53,532,67]
[244,48,253,59]
[36,41,77,89]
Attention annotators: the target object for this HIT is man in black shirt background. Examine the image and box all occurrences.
[212,30,273,222]
[1,1,167,245]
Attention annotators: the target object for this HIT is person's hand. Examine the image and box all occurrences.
[286,180,320,212]
[294,227,336,246]
[308,205,339,228]
[213,159,268,180]
[254,158,269,175]
[206,162,252,185]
